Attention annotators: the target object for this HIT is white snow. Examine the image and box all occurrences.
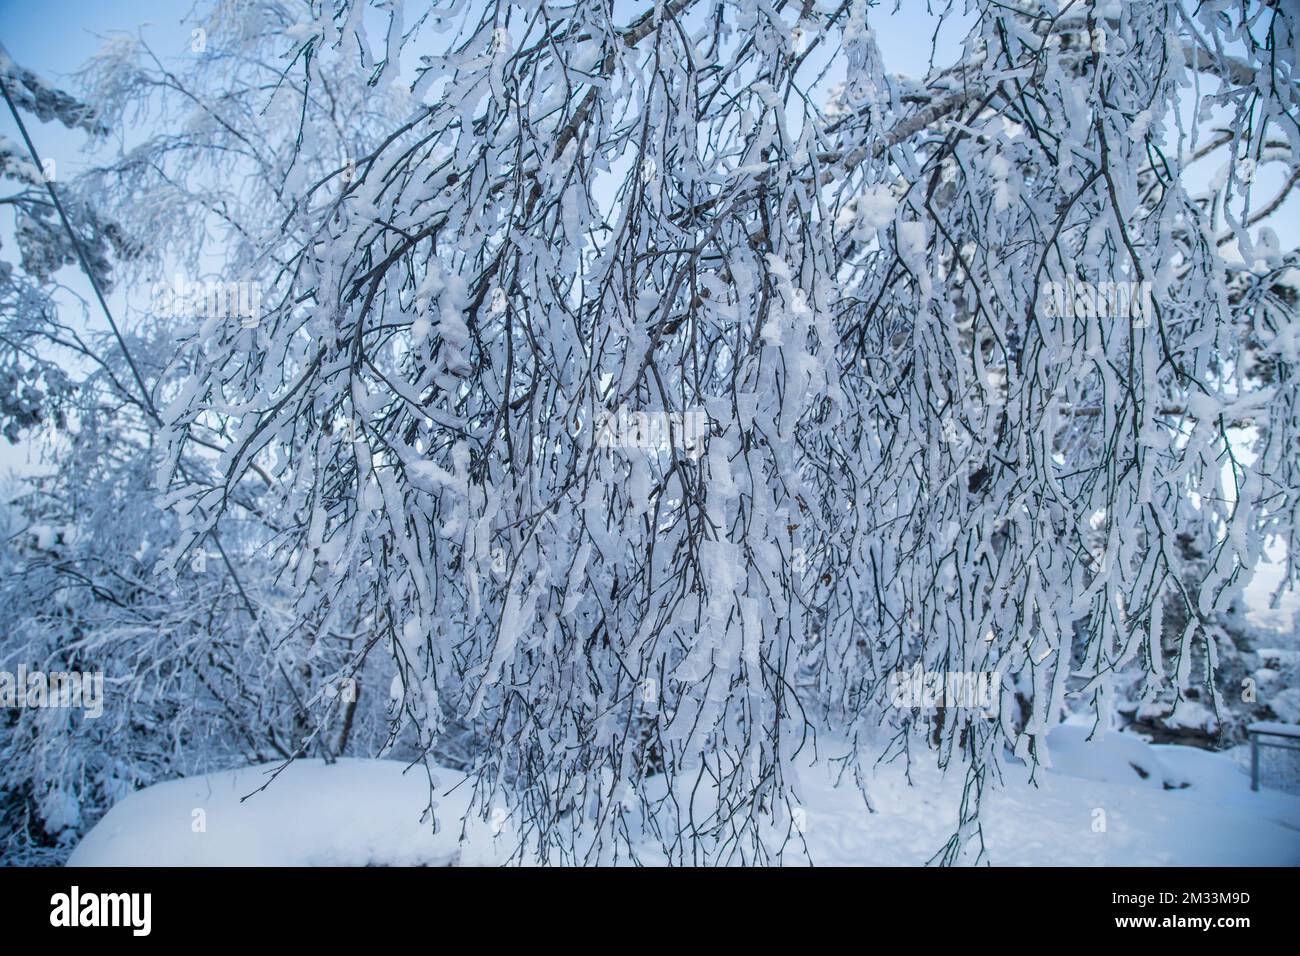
[68,760,474,867]
[1042,723,1187,789]
[69,728,1300,867]
[856,184,898,232]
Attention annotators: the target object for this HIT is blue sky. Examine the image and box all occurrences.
[0,0,193,477]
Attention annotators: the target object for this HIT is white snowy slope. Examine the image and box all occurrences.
[68,727,1300,867]
[781,727,1300,867]
[67,759,474,867]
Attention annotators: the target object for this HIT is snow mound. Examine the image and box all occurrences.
[67,759,472,867]
[68,737,1300,867]
[1044,723,1189,789]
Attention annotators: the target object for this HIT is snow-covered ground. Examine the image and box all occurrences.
[69,722,1300,867]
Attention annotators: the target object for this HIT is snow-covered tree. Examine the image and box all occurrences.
[0,45,395,862]
[5,0,1299,864]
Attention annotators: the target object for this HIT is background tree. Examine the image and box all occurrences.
[0,43,394,863]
